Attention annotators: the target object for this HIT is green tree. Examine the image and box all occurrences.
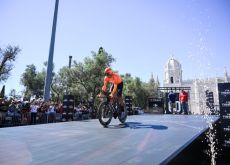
[132,77,149,108]
[121,73,134,97]
[146,73,161,97]
[155,76,160,96]
[122,74,149,108]
[148,73,155,94]
[69,47,115,105]
[51,66,69,102]
[20,64,45,99]
[0,45,20,82]
[148,73,156,97]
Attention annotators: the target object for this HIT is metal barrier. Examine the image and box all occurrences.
[0,111,94,127]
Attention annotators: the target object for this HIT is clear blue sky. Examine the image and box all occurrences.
[0,0,230,96]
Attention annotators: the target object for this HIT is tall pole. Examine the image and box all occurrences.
[66,55,72,95]
[69,55,72,69]
[44,0,59,101]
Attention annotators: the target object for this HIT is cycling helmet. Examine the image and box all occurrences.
[104,67,113,75]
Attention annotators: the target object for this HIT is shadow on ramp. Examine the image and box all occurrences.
[125,122,168,130]
[106,124,127,129]
[107,122,168,130]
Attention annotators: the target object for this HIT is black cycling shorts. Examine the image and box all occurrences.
[110,82,123,96]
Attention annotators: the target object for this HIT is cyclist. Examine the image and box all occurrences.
[98,67,124,117]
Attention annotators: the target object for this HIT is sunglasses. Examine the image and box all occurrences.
[105,73,112,77]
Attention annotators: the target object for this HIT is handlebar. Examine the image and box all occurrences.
[97,91,119,103]
[97,91,110,98]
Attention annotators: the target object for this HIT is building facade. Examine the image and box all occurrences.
[163,57,230,114]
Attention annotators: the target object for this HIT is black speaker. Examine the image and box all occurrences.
[218,83,230,148]
[205,90,214,110]
[63,95,74,112]
[125,96,133,115]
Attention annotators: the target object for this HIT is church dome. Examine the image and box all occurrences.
[165,57,181,71]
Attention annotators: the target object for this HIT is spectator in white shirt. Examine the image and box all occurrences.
[30,101,39,125]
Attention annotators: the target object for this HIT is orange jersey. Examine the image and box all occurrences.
[102,73,122,91]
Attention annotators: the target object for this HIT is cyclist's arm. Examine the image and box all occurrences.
[102,77,108,92]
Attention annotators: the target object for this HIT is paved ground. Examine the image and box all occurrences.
[0,114,219,165]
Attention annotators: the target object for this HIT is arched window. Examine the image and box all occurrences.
[170,77,174,83]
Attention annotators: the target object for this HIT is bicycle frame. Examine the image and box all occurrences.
[100,96,118,113]
[98,91,127,127]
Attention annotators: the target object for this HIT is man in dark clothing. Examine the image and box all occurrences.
[168,90,176,114]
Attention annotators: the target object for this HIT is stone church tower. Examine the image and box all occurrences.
[163,56,230,114]
[164,57,182,87]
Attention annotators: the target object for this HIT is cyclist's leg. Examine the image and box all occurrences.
[109,84,114,94]
[117,82,124,109]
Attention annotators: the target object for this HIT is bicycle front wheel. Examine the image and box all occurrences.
[98,101,113,127]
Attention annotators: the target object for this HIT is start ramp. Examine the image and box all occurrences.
[0,114,218,165]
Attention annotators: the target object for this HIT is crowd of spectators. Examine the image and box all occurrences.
[0,97,97,127]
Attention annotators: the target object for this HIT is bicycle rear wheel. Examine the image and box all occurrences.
[118,105,127,124]
[98,101,113,127]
